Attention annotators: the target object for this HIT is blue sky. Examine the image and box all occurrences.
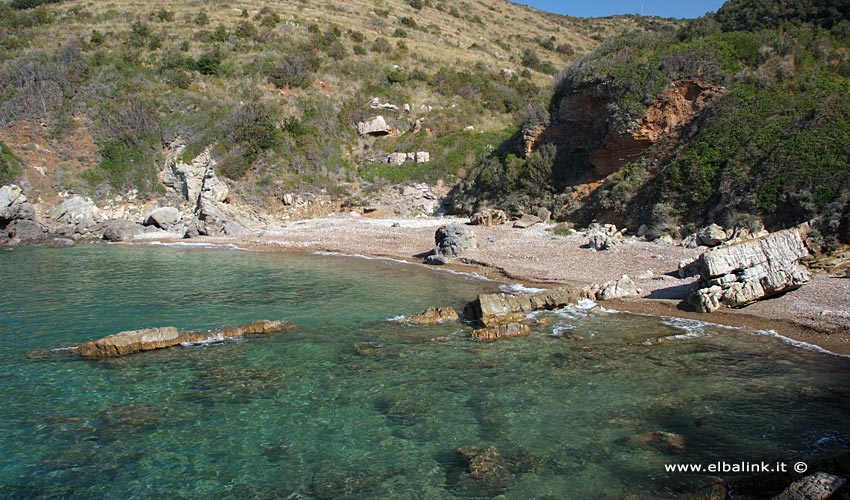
[517,1,727,19]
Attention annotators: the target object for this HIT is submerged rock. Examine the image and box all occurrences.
[774,472,846,500]
[390,306,459,325]
[689,228,810,312]
[464,286,583,326]
[76,320,293,357]
[471,322,532,341]
[450,445,511,496]
[628,431,687,454]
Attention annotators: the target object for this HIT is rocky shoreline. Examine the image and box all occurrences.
[3,174,849,355]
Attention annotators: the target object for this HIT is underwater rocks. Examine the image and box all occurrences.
[464,286,583,326]
[774,472,846,500]
[389,306,459,325]
[76,320,293,357]
[689,228,810,312]
[471,322,532,341]
[628,431,688,454]
[450,445,511,496]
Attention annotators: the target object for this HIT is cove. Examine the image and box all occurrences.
[0,245,848,499]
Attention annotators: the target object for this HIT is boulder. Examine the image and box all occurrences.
[415,151,430,163]
[77,320,294,357]
[773,472,846,500]
[681,233,700,248]
[5,219,45,243]
[386,152,408,165]
[471,322,532,341]
[357,116,391,136]
[390,306,459,325]
[537,207,551,223]
[586,222,621,251]
[469,209,507,227]
[47,237,76,248]
[50,195,100,234]
[464,286,584,326]
[592,275,639,300]
[434,223,476,259]
[689,228,810,312]
[0,184,25,208]
[513,214,541,229]
[143,207,182,229]
[678,258,701,278]
[697,223,728,247]
[101,219,144,242]
[425,254,448,265]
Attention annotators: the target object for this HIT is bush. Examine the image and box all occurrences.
[267,55,312,88]
[0,141,22,184]
[10,0,58,10]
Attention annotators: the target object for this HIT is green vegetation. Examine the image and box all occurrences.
[0,141,22,185]
[458,0,850,247]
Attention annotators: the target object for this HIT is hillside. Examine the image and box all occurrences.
[456,0,850,252]
[0,0,666,216]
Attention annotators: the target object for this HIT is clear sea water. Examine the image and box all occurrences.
[0,244,848,499]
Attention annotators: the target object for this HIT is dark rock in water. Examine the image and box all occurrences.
[434,222,476,259]
[774,472,846,500]
[449,445,511,497]
[464,286,583,326]
[628,431,687,454]
[101,219,144,242]
[471,322,532,341]
[76,320,294,357]
[192,366,285,404]
[381,396,432,426]
[504,447,544,474]
[390,306,459,325]
[311,469,385,499]
[353,342,384,355]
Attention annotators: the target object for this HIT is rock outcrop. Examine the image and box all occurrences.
[471,322,532,341]
[628,431,688,454]
[143,207,182,229]
[357,116,392,136]
[101,219,145,242]
[464,286,584,326]
[469,209,507,226]
[76,320,293,357]
[390,306,459,325]
[1,184,45,244]
[689,228,810,312]
[50,195,101,236]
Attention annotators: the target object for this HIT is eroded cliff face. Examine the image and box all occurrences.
[528,78,725,181]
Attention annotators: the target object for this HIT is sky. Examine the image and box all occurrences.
[517,1,728,19]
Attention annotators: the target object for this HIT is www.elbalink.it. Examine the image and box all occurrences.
[664,461,808,474]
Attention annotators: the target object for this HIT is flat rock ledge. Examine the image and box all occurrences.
[463,286,584,327]
[76,320,293,357]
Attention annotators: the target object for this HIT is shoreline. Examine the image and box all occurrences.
[132,213,850,356]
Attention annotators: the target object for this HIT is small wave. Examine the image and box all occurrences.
[754,330,850,359]
[179,333,232,347]
[499,283,545,294]
[385,314,408,322]
[550,325,577,337]
[50,346,78,352]
[575,298,598,310]
[138,241,246,251]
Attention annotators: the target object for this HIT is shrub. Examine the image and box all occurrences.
[0,141,22,184]
[195,47,223,75]
[10,0,58,10]
[267,54,312,88]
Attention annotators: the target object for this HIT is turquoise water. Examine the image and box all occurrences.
[0,245,848,499]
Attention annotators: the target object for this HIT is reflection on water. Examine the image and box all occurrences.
[0,246,848,499]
